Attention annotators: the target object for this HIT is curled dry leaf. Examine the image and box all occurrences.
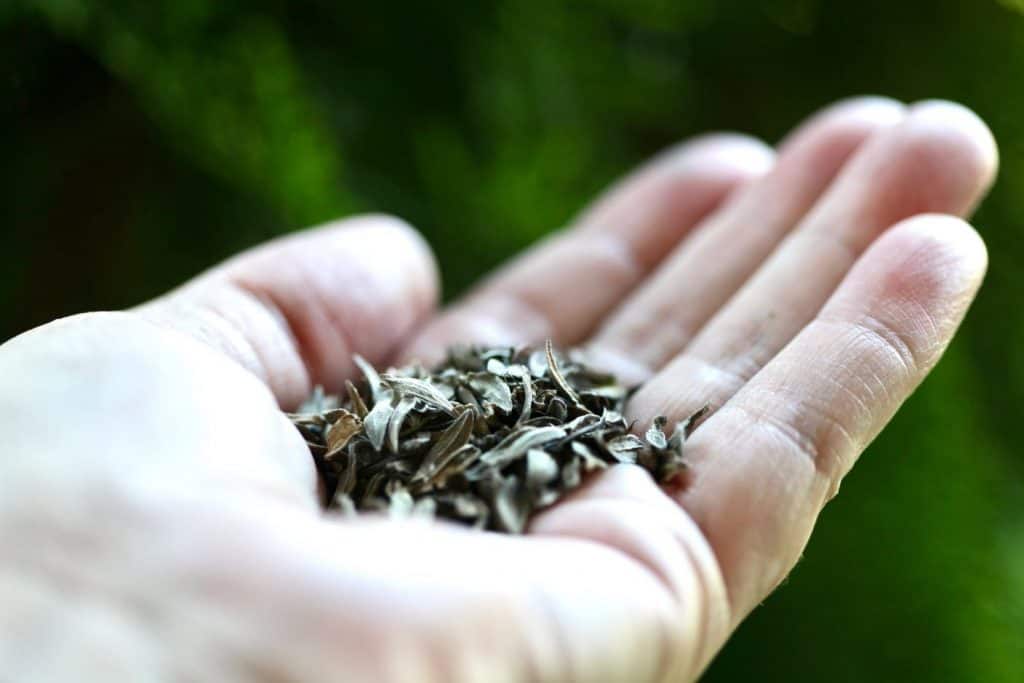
[345,380,369,419]
[362,394,395,452]
[545,338,585,409]
[325,410,362,458]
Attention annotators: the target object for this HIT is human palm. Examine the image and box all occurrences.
[0,98,996,681]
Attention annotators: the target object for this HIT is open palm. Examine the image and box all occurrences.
[0,97,996,681]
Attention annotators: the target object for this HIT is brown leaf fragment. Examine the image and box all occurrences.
[345,379,369,419]
[325,410,362,456]
[668,404,711,451]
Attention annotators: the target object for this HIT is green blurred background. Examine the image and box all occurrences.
[3,0,1023,679]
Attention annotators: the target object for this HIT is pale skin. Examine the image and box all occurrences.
[0,97,997,681]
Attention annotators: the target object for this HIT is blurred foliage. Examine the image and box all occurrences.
[2,0,1023,679]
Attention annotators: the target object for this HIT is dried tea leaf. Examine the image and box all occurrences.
[645,415,668,450]
[545,339,585,409]
[363,393,395,451]
[528,349,548,378]
[332,492,357,516]
[326,410,362,455]
[353,354,383,401]
[440,493,489,529]
[668,404,710,451]
[492,476,528,533]
[485,358,507,375]
[410,410,476,485]
[511,366,534,426]
[455,383,483,413]
[345,379,369,419]
[431,444,481,488]
[685,404,710,438]
[480,425,567,468]
[561,456,581,488]
[388,487,415,518]
[580,385,628,402]
[387,395,418,454]
[547,397,568,422]
[658,457,687,484]
[400,432,433,453]
[360,470,388,504]
[383,375,457,415]
[571,441,608,472]
[605,433,645,464]
[525,448,559,490]
[468,373,514,413]
[412,497,437,519]
[298,385,338,414]
[335,449,359,495]
[535,489,561,508]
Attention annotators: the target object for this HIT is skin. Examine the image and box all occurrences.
[0,97,997,681]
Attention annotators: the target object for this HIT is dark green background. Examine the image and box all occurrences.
[3,1,1022,679]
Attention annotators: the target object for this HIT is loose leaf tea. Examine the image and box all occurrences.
[288,341,707,534]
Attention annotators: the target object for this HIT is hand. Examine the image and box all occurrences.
[0,97,996,681]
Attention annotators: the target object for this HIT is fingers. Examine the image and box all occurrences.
[136,215,439,408]
[647,215,988,621]
[629,101,997,419]
[588,97,907,381]
[401,134,775,364]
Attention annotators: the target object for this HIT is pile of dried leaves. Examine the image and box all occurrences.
[288,341,704,533]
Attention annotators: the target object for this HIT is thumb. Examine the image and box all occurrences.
[134,214,439,408]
